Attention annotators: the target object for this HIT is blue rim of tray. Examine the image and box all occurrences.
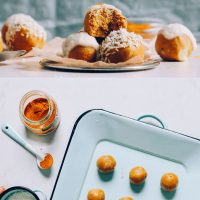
[50,109,200,200]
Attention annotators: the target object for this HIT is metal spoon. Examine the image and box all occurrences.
[0,50,26,62]
[1,123,53,170]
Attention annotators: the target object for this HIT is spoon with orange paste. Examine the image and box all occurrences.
[1,123,53,170]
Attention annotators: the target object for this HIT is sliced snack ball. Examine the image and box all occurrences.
[161,173,179,192]
[129,166,147,184]
[84,3,127,38]
[155,23,197,61]
[2,13,46,51]
[99,28,144,63]
[97,155,116,173]
[87,189,105,200]
[62,32,99,62]
[119,197,134,200]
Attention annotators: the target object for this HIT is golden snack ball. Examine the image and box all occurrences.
[155,23,197,61]
[84,3,127,38]
[129,166,147,184]
[119,197,134,200]
[97,155,116,173]
[99,29,144,63]
[87,189,105,200]
[161,173,179,192]
[2,14,46,51]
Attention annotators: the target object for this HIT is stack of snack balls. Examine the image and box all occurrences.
[0,4,197,64]
[62,3,145,64]
[62,3,197,64]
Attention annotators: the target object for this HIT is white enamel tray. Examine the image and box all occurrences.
[51,110,200,200]
[40,59,160,72]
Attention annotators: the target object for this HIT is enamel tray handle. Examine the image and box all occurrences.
[137,114,166,129]
[34,190,47,200]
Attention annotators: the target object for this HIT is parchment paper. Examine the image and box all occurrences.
[30,37,153,68]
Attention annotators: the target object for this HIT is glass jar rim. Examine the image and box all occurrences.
[128,17,166,24]
[19,90,54,126]
[0,186,39,200]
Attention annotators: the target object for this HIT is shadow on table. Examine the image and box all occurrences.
[24,126,58,145]
[161,188,176,199]
[130,182,145,193]
[98,170,114,182]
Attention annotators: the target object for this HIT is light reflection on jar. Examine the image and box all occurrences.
[127,18,165,41]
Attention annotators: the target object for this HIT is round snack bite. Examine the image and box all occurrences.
[62,32,99,62]
[87,189,105,200]
[161,173,179,192]
[97,155,116,173]
[2,13,46,51]
[155,23,197,61]
[129,166,147,184]
[84,3,127,38]
[119,197,134,200]
[99,28,144,63]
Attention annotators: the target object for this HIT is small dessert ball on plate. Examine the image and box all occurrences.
[129,166,147,184]
[161,173,179,192]
[84,3,127,38]
[99,28,144,63]
[96,155,116,173]
[119,197,134,200]
[62,32,99,62]
[87,189,105,200]
[155,23,197,61]
[2,13,47,51]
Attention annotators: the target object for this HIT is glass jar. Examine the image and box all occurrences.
[127,17,165,41]
[0,186,47,200]
[19,90,60,135]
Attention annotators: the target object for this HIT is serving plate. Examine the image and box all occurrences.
[0,50,26,62]
[40,59,160,72]
[51,110,200,200]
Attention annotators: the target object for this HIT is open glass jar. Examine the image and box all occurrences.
[127,17,165,41]
[19,90,60,135]
[0,186,47,200]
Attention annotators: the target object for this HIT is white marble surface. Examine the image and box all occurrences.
[0,78,200,199]
[0,46,200,78]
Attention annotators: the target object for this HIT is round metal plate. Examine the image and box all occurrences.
[40,59,160,73]
[0,50,26,62]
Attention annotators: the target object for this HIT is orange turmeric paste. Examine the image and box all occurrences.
[24,98,57,134]
[24,98,49,121]
[128,22,153,31]
[40,153,54,170]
